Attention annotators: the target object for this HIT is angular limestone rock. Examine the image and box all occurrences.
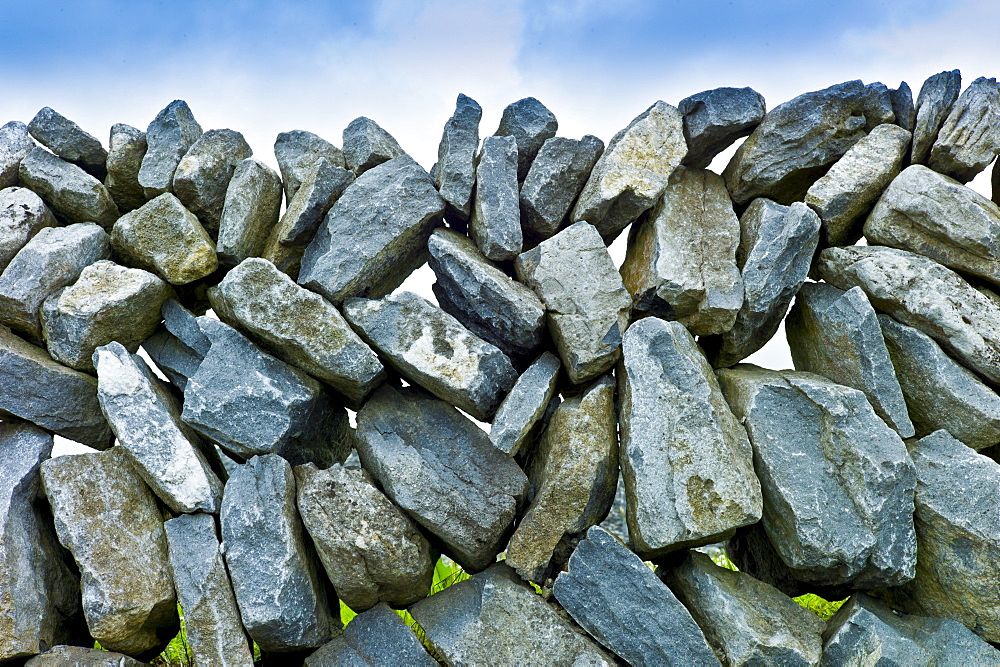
[494,97,559,181]
[305,603,434,666]
[0,186,57,272]
[0,121,35,189]
[342,117,405,174]
[355,385,528,572]
[274,129,347,202]
[173,128,252,230]
[433,93,481,222]
[928,75,1000,182]
[911,69,962,164]
[520,135,604,241]
[273,159,354,247]
[470,135,521,261]
[28,107,107,179]
[620,167,744,335]
[18,147,119,228]
[679,86,767,169]
[889,81,916,132]
[994,157,999,206]
[138,100,203,199]
[24,645,146,666]
[104,123,147,212]
[516,221,631,384]
[862,82,897,131]
[216,158,282,263]
[490,351,561,456]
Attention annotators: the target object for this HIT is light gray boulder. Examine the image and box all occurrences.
[274,129,346,203]
[18,147,119,228]
[928,75,1000,182]
[216,158,282,264]
[470,134,521,261]
[305,603,435,666]
[679,86,766,169]
[490,351,561,456]
[494,96,558,181]
[138,100,203,199]
[342,117,405,175]
[172,128,252,230]
[911,69,962,165]
[0,186,56,273]
[519,135,603,242]
[28,107,107,178]
[433,93,481,222]
[25,645,146,666]
[104,123,147,212]
[0,121,35,189]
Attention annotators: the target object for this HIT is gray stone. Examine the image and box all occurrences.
[927,76,1000,182]
[162,298,210,356]
[619,318,761,559]
[172,128,252,230]
[433,93,481,222]
[470,135,521,261]
[0,121,35,189]
[28,107,107,179]
[516,221,631,384]
[806,123,911,246]
[494,97,558,181]
[342,117,405,175]
[141,327,198,391]
[862,82,896,131]
[428,227,545,358]
[298,155,444,304]
[274,129,347,203]
[18,147,119,228]
[571,101,686,240]
[272,158,354,247]
[717,365,917,589]
[786,283,914,437]
[621,167,744,335]
[890,81,916,132]
[220,453,338,652]
[138,100,203,199]
[294,462,434,611]
[490,351,561,456]
[679,86,767,169]
[305,603,434,666]
[216,158,282,264]
[597,474,629,545]
[911,69,961,165]
[355,384,528,572]
[520,135,604,241]
[41,447,179,658]
[25,645,147,666]
[994,155,999,206]
[0,186,56,272]
[343,291,516,421]
[104,123,147,212]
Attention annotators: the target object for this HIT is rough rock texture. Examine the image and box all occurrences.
[28,107,108,179]
[0,121,35,189]
[355,385,528,572]
[862,82,897,130]
[273,159,354,247]
[138,100,203,199]
[104,123,147,212]
[516,221,631,384]
[342,117,405,175]
[520,135,604,241]
[433,93,481,222]
[305,603,434,666]
[294,462,435,611]
[994,156,999,206]
[889,81,916,132]
[493,97,558,181]
[0,186,57,273]
[927,76,1000,182]
[24,645,146,666]
[618,318,761,559]
[490,351,561,456]
[911,69,961,165]
[216,158,282,264]
[172,128,252,230]
[18,147,119,228]
[470,135,521,261]
[620,167,744,335]
[679,86,767,170]
[274,129,346,202]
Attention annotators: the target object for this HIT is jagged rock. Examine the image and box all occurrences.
[927,76,1000,182]
[516,221,631,384]
[342,117,405,175]
[717,365,917,589]
[138,100,203,199]
[274,159,354,247]
[0,121,35,189]
[994,157,999,206]
[172,128,252,230]
[520,135,604,241]
[104,123,147,212]
[679,86,767,169]
[305,603,434,666]
[786,283,914,437]
[25,646,147,666]
[27,107,106,180]
[494,97,558,181]
[18,147,119,228]
[40,260,172,372]
[298,155,444,304]
[619,317,761,559]
[274,130,346,202]
[571,101,686,240]
[470,135,521,261]
[343,291,516,420]
[142,326,198,391]
[0,186,56,272]
[621,166,744,335]
[428,227,545,358]
[805,123,910,246]
[411,562,613,665]
[162,298,210,355]
[216,158,282,264]
[433,93,481,222]
[355,384,528,572]
[0,223,111,341]
[662,551,825,665]
[41,447,179,658]
[490,351,561,456]
[294,462,434,611]
[911,69,961,165]
[862,82,896,131]
[890,81,916,132]
[221,454,338,652]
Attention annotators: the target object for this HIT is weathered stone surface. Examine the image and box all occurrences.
[221,454,338,652]
[142,326,198,391]
[598,474,629,545]
[889,81,916,132]
[25,645,147,666]
[432,93,481,222]
[18,147,119,228]
[805,123,910,246]
[516,221,631,384]
[41,447,179,658]
[342,117,405,175]
[717,365,917,589]
[428,227,545,358]
[494,97,558,181]
[412,562,613,665]
[0,223,111,341]
[216,158,282,264]
[786,283,914,437]
[490,351,560,456]
[621,167,744,335]
[680,86,767,170]
[104,123,147,212]
[295,462,434,611]
[343,291,516,421]
[571,101,686,240]
[520,135,603,241]
[994,156,999,206]
[173,128,252,230]
[40,260,172,372]
[274,129,347,203]
[470,135,521,261]
[619,318,761,559]
[862,82,896,131]
[911,69,961,165]
[355,385,528,571]
[298,155,444,304]
[305,603,434,666]
[277,159,354,247]
[0,121,35,189]
[138,100,203,199]
[927,76,1000,182]
[28,107,107,179]
[0,186,56,272]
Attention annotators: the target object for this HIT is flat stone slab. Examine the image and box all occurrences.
[25,646,147,666]
[680,86,766,169]
[138,99,203,199]
[493,96,558,181]
[928,75,1000,182]
[172,128,252,231]
[911,69,961,165]
[104,123,147,212]
[305,603,434,666]
[0,186,57,273]
[433,93,481,222]
[342,116,405,174]
[28,106,108,179]
[520,135,603,241]
[216,158,282,264]
[490,351,560,456]
[18,147,119,228]
[0,121,35,189]
[469,134,521,261]
[274,129,346,202]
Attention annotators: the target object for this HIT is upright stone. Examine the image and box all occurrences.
[490,351,561,456]
[679,86,766,169]
[138,100,203,199]
[271,159,354,247]
[470,135,521,261]
[862,82,896,130]
[305,603,435,667]
[104,123,147,212]
[520,135,604,241]
[889,81,916,132]
[28,107,107,179]
[18,147,119,228]
[342,117,405,175]
[927,76,1000,182]
[911,69,961,165]
[173,128,252,230]
[494,97,558,181]
[0,121,35,189]
[433,93,481,222]
[274,130,346,202]
[994,156,999,206]
[216,158,282,263]
[0,186,56,273]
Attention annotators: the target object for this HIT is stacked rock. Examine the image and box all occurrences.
[3,70,1000,665]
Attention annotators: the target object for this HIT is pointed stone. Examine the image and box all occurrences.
[139,300,209,394]
[862,82,896,130]
[173,128,252,230]
[494,97,558,181]
[911,70,961,165]
[679,86,766,170]
[274,130,346,203]
[520,135,604,241]
[216,158,282,264]
[25,645,146,666]
[490,351,561,456]
[0,186,56,273]
[0,121,35,189]
[889,81,916,132]
[305,603,435,666]
[342,117,405,175]
[470,135,521,261]
[433,93,482,222]
[928,76,1000,182]
[274,158,354,247]
[104,123,147,212]
[28,107,107,179]
[138,100,203,199]
[18,147,119,228]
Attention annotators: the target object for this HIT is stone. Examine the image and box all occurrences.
[490,351,561,456]
[141,326,198,391]
[469,135,521,261]
[619,318,761,559]
[25,645,147,666]
[220,453,338,652]
[41,447,179,658]
[0,223,111,342]
[411,562,613,665]
[494,97,558,181]
[28,107,107,179]
[428,227,545,358]
[662,551,825,666]
[272,159,354,247]
[433,93,481,222]
[0,121,35,189]
[18,147,119,228]
[162,298,210,356]
[163,513,254,667]
[506,374,618,584]
[571,101,686,240]
[994,156,999,206]
[274,129,347,203]
[889,81,916,132]
[862,82,897,130]
[911,69,961,165]
[294,462,434,611]
[516,221,631,384]
[342,117,405,174]
[138,99,203,199]
[520,135,604,241]
[0,186,57,272]
[104,123,147,212]
[172,128,253,230]
[216,158,282,264]
[343,292,517,421]
[679,86,767,169]
[209,257,385,406]
[305,603,434,666]
[110,193,218,285]
[298,155,444,304]
[355,384,528,572]
[927,76,1000,182]
[786,283,914,437]
[716,365,917,590]
[805,123,911,246]
[620,167,744,335]
[40,260,172,372]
